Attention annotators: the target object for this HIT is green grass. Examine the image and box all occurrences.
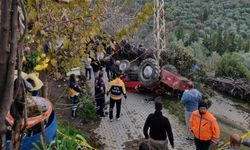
[162,95,185,124]
[58,122,86,137]
[33,122,87,150]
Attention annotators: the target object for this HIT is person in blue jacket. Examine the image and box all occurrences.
[181,81,202,140]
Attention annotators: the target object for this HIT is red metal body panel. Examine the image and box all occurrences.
[124,69,190,93]
[160,69,190,91]
[124,81,142,93]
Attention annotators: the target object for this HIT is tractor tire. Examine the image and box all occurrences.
[138,58,160,85]
[125,65,139,81]
[119,59,130,72]
[161,64,178,74]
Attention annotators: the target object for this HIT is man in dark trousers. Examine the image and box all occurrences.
[143,101,174,150]
[95,71,106,117]
[107,72,127,121]
[190,101,220,150]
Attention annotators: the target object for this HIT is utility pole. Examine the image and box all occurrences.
[154,0,166,62]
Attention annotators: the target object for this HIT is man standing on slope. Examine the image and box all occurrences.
[190,101,220,150]
[181,82,202,140]
[143,101,174,150]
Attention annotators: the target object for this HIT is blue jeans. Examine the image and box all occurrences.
[185,111,194,139]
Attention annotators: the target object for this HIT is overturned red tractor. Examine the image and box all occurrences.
[120,58,191,97]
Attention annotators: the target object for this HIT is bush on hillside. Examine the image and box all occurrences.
[238,52,250,70]
[205,51,221,72]
[215,52,250,81]
[160,43,198,77]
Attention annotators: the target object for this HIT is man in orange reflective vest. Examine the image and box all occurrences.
[190,101,220,150]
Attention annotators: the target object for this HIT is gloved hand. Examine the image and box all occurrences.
[124,94,127,99]
[106,91,109,96]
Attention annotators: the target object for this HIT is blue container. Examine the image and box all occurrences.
[6,111,57,150]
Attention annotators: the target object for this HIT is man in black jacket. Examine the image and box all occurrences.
[143,101,174,150]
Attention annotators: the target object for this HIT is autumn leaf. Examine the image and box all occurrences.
[50,59,57,67]
[28,8,37,21]
[34,63,48,71]
[32,22,42,35]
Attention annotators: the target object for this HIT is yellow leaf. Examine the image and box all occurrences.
[63,39,71,49]
[36,57,41,62]
[28,9,37,21]
[44,58,50,63]
[51,59,57,67]
[34,63,48,71]
[32,22,42,35]
[41,53,46,58]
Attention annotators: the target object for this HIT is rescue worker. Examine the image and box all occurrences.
[95,71,106,117]
[107,72,127,121]
[143,101,174,150]
[190,101,220,150]
[68,74,81,118]
[181,82,202,140]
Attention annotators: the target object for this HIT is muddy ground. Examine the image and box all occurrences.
[48,78,103,148]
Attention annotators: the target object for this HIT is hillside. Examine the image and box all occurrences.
[165,0,250,53]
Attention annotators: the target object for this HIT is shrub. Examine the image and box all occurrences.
[160,43,196,77]
[78,98,98,121]
[205,51,221,72]
[215,52,250,80]
[23,50,40,73]
[33,123,88,150]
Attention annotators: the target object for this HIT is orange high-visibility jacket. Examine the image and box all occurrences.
[190,110,220,143]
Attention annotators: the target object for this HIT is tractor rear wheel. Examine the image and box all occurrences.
[161,64,178,74]
[120,59,130,72]
[138,58,160,85]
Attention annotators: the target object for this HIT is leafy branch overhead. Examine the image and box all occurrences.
[24,0,153,77]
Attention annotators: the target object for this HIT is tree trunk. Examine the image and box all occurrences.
[9,0,26,149]
[0,0,14,149]
[0,0,20,149]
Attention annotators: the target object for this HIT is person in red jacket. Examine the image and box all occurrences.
[190,101,220,150]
